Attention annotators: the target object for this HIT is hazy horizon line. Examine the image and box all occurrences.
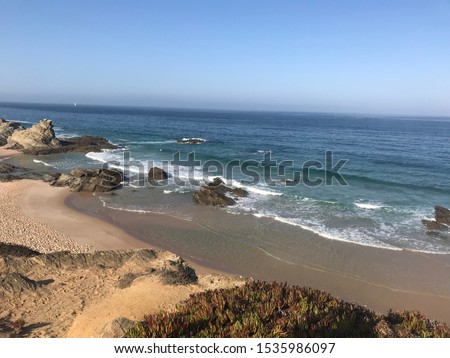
[1,100,450,120]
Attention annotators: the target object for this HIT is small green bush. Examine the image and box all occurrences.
[128,281,449,338]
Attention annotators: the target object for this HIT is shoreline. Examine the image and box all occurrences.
[0,147,22,161]
[2,146,450,323]
[18,179,230,276]
[65,186,450,324]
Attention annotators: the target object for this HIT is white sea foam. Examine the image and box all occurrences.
[85,149,123,163]
[256,149,272,154]
[206,176,283,197]
[251,213,403,251]
[11,120,32,124]
[33,159,56,168]
[179,137,206,141]
[355,203,384,210]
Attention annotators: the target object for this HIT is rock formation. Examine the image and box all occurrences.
[3,118,117,155]
[422,205,450,231]
[148,167,168,181]
[52,168,123,192]
[435,206,450,225]
[0,163,60,183]
[0,118,25,146]
[193,177,249,206]
[6,119,60,151]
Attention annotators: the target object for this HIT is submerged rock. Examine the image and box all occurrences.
[0,118,25,146]
[176,138,207,144]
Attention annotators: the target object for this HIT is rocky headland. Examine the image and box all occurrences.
[3,118,117,155]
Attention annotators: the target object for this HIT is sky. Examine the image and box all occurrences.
[1,0,450,115]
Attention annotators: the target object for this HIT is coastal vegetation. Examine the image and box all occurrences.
[128,281,450,338]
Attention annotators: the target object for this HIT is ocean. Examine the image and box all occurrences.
[2,102,450,254]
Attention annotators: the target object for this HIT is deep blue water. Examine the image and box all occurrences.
[1,102,450,253]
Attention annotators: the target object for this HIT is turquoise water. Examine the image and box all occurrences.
[1,102,450,253]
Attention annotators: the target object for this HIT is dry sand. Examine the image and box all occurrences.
[0,179,244,337]
[0,181,92,253]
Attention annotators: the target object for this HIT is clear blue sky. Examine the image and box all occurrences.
[1,0,450,115]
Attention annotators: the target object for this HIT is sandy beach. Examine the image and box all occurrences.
[0,177,243,337]
[1,146,450,336]
[0,174,447,324]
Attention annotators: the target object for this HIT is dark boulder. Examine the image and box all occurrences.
[231,187,249,198]
[148,167,168,181]
[208,177,225,187]
[52,168,122,192]
[422,219,448,231]
[422,205,450,231]
[435,206,450,225]
[193,186,236,207]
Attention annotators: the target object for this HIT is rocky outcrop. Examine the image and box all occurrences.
[6,119,60,151]
[0,164,121,192]
[148,167,168,181]
[193,186,236,207]
[435,206,450,225]
[0,163,60,183]
[0,118,25,146]
[193,177,249,206]
[4,118,117,155]
[177,138,207,144]
[422,220,448,231]
[422,205,450,231]
[28,136,118,155]
[52,168,123,192]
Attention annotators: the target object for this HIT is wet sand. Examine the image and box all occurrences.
[66,190,450,324]
[0,147,21,161]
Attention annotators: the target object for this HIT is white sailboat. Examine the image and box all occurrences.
[74,102,77,107]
